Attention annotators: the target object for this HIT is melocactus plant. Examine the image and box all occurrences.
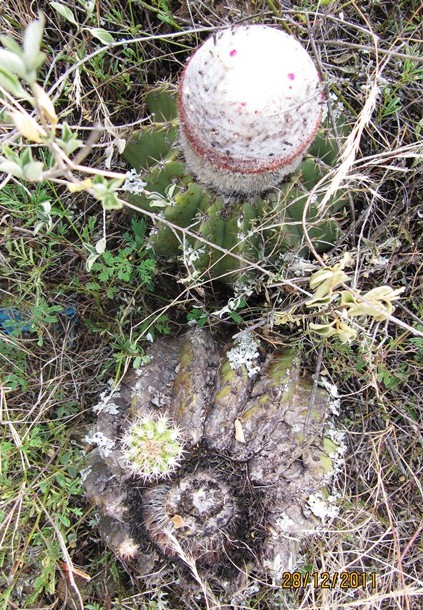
[123,27,349,284]
[121,412,184,481]
[178,24,325,195]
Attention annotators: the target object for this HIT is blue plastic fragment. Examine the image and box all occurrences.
[0,306,77,335]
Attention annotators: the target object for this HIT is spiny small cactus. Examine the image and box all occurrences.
[121,412,184,481]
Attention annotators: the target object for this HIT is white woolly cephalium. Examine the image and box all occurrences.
[178,24,325,195]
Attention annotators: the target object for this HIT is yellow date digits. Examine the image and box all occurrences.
[281,571,377,589]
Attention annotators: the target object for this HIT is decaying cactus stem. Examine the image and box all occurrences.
[84,330,346,583]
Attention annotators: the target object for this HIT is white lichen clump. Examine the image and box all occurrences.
[319,377,341,415]
[178,24,325,195]
[121,413,184,481]
[122,168,147,194]
[227,333,260,377]
[92,382,121,415]
[85,431,115,458]
[307,492,340,522]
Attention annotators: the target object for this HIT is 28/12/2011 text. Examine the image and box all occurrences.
[282,571,377,589]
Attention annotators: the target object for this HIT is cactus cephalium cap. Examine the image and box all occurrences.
[178,24,326,195]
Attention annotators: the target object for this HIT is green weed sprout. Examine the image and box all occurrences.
[121,412,184,481]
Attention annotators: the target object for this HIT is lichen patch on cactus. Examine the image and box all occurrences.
[178,25,326,195]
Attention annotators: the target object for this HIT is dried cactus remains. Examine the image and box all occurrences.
[83,330,343,590]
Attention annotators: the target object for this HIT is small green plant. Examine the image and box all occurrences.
[377,361,409,390]
[377,45,422,120]
[0,416,85,606]
[274,253,405,343]
[0,14,124,211]
[85,217,156,298]
[409,324,423,363]
[139,0,181,28]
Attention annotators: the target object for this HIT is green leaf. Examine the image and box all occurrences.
[100,191,123,210]
[85,281,101,290]
[1,145,20,163]
[49,2,78,26]
[87,28,114,44]
[23,160,44,181]
[0,35,24,56]
[0,49,27,78]
[20,147,33,166]
[310,321,337,337]
[91,176,124,210]
[0,159,23,178]
[79,0,96,17]
[56,122,83,155]
[0,68,30,98]
[57,136,83,156]
[133,355,143,369]
[229,310,243,323]
[23,15,46,75]
[86,252,100,272]
[309,320,357,343]
[95,237,106,254]
[307,264,350,307]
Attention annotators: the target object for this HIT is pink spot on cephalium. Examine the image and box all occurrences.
[229,49,237,57]
[288,73,295,80]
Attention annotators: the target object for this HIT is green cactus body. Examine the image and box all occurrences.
[123,88,348,284]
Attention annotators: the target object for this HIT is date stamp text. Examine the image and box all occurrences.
[282,571,377,590]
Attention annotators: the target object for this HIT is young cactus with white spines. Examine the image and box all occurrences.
[121,412,184,481]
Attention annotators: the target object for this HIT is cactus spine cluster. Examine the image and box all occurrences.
[121,412,184,481]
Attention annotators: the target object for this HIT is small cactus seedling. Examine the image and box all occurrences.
[121,412,184,481]
[123,27,349,285]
